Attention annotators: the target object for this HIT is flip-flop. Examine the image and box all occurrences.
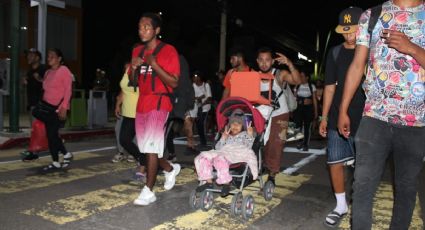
[324,210,347,228]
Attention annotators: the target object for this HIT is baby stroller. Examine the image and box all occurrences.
[189,96,275,220]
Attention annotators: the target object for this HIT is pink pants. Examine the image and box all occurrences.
[194,155,232,184]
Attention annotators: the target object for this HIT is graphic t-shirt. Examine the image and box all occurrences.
[131,41,180,113]
[357,1,425,126]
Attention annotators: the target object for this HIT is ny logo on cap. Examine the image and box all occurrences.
[344,14,352,24]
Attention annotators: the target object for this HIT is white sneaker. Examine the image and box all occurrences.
[164,163,181,190]
[133,186,156,206]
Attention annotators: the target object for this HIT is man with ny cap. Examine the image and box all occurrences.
[338,0,425,229]
[319,6,365,228]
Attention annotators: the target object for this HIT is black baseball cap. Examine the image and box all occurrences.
[335,7,363,34]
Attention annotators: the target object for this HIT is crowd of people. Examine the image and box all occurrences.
[20,0,424,228]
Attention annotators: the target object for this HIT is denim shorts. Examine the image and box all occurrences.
[327,129,355,164]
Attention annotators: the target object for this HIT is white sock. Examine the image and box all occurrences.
[335,192,348,214]
[64,152,73,158]
[52,161,61,168]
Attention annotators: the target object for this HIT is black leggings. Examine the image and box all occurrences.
[295,104,314,146]
[119,116,145,166]
[44,115,67,162]
[196,111,208,145]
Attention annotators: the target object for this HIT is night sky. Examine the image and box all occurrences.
[82,0,383,93]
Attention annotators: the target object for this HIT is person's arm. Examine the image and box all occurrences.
[275,52,301,85]
[338,45,369,138]
[384,29,425,68]
[312,88,318,120]
[115,91,123,118]
[57,67,73,120]
[319,84,336,137]
[203,83,212,106]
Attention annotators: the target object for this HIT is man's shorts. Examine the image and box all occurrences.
[327,129,355,164]
[135,110,169,158]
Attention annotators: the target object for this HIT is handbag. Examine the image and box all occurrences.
[32,100,59,122]
[282,82,297,112]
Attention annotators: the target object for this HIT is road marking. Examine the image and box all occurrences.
[21,168,197,224]
[0,162,133,194]
[152,173,312,230]
[0,152,103,173]
[281,153,321,175]
[0,146,116,164]
[339,182,423,229]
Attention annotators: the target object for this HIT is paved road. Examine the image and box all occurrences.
[0,136,424,230]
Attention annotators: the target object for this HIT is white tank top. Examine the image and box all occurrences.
[260,69,289,117]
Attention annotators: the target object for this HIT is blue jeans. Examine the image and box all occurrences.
[352,117,425,230]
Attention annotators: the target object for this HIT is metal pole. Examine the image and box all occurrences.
[218,0,227,72]
[314,31,319,78]
[9,0,20,132]
[318,30,332,77]
[37,0,47,63]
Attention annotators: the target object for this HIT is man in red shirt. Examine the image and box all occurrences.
[130,13,181,206]
[221,48,251,100]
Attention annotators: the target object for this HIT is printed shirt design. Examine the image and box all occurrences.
[357,1,425,126]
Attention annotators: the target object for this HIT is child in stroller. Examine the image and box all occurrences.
[194,108,258,196]
[190,97,275,220]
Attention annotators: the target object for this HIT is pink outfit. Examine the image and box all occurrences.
[42,65,73,110]
[135,110,169,157]
[194,131,258,184]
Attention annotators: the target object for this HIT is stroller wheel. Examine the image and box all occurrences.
[263,180,275,201]
[189,190,201,210]
[230,192,243,216]
[200,190,214,211]
[241,195,255,220]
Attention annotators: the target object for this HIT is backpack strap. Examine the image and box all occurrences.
[368,4,382,41]
[150,41,166,91]
[332,44,343,63]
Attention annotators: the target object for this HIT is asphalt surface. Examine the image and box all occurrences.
[0,134,424,230]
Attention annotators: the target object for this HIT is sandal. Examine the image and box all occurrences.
[324,210,347,228]
[62,152,74,168]
[41,164,62,173]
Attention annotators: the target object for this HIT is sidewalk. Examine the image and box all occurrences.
[0,113,115,150]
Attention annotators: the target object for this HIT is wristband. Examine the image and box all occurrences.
[319,116,328,122]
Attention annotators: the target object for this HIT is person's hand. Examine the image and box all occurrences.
[337,112,351,138]
[131,57,143,69]
[115,106,121,118]
[145,54,158,68]
[274,52,293,66]
[319,120,328,137]
[221,125,230,140]
[382,29,415,55]
[57,107,67,121]
[247,121,254,137]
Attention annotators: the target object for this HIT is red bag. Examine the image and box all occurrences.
[28,119,49,152]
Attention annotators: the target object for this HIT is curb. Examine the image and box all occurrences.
[0,129,115,150]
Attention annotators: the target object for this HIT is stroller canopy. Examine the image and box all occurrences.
[216,97,266,134]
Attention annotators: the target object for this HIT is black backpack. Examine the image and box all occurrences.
[129,42,194,120]
[170,55,195,120]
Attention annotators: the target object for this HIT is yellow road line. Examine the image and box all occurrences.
[152,173,312,230]
[22,168,197,225]
[0,152,103,173]
[339,182,423,229]
[0,162,135,194]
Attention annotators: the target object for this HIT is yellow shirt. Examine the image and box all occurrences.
[120,72,139,118]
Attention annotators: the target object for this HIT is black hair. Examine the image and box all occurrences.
[141,12,162,29]
[257,47,273,57]
[48,48,65,65]
[229,46,246,60]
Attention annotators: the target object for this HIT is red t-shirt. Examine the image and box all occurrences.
[131,41,180,113]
